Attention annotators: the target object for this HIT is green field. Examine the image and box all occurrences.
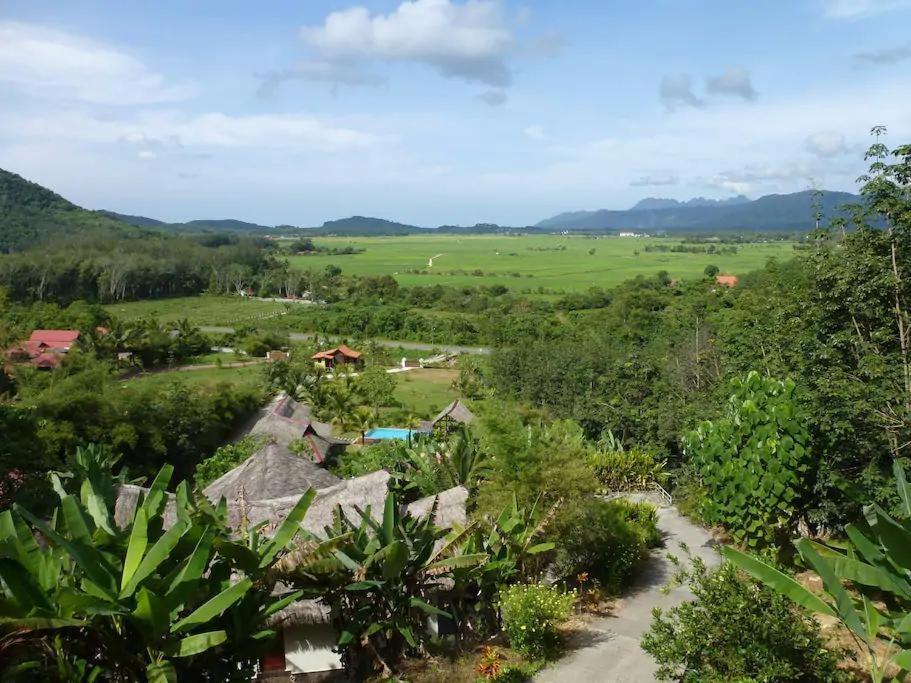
[103,296,289,326]
[390,368,458,418]
[290,234,796,293]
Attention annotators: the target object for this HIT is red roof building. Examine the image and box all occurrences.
[311,344,362,369]
[714,275,739,288]
[29,329,80,351]
[5,329,79,370]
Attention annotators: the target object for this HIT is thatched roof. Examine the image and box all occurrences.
[203,442,341,503]
[113,484,178,529]
[247,393,348,462]
[265,598,331,627]
[406,486,468,530]
[432,399,475,426]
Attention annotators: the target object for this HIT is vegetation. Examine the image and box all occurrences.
[641,554,848,682]
[498,584,576,659]
[684,372,812,548]
[0,446,317,681]
[726,461,911,682]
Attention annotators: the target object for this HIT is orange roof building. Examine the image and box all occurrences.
[714,274,739,288]
[311,344,362,369]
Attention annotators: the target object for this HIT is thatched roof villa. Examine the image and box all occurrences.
[247,393,349,464]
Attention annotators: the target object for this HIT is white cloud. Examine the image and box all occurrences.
[855,43,911,64]
[805,131,849,157]
[660,74,703,110]
[2,110,380,154]
[300,0,515,87]
[706,67,757,101]
[137,150,157,160]
[0,21,194,105]
[524,124,546,141]
[820,0,911,18]
[477,89,507,106]
[630,174,678,187]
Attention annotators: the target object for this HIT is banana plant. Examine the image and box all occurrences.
[279,491,487,679]
[725,460,911,682]
[0,445,317,681]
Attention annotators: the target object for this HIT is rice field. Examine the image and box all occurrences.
[289,234,797,293]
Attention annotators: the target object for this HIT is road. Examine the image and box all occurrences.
[535,503,720,683]
[199,326,490,355]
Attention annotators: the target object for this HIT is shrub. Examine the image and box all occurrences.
[195,435,260,487]
[552,498,660,591]
[499,584,575,659]
[641,555,849,683]
[588,447,666,492]
[684,371,812,548]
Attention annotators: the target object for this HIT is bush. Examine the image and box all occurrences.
[684,371,812,548]
[640,555,849,683]
[588,447,665,492]
[195,435,260,487]
[552,498,660,591]
[499,584,575,659]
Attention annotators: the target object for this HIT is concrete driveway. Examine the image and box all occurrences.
[535,505,720,683]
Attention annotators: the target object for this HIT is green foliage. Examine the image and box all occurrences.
[725,459,911,683]
[552,498,660,591]
[641,554,848,683]
[498,584,575,659]
[684,371,812,547]
[356,364,398,411]
[281,490,487,678]
[194,436,260,488]
[588,447,666,492]
[0,445,317,681]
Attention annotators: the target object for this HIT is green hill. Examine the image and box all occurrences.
[0,169,136,252]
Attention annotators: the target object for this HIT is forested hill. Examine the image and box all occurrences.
[312,215,426,235]
[0,168,137,252]
[102,211,276,233]
[537,190,861,231]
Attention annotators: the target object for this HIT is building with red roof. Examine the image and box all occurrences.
[4,329,80,370]
[311,344,362,370]
[714,274,739,288]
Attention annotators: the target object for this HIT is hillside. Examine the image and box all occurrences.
[311,215,426,236]
[538,190,861,232]
[0,169,136,252]
[103,212,275,233]
[630,195,750,211]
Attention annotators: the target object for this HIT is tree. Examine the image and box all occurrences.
[684,371,812,548]
[0,445,323,681]
[641,553,847,682]
[703,264,719,278]
[356,365,397,413]
[280,491,487,678]
[725,460,911,682]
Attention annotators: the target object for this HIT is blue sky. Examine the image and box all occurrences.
[1,0,910,226]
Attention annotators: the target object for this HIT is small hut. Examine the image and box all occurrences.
[202,442,341,503]
[248,393,349,464]
[431,400,475,432]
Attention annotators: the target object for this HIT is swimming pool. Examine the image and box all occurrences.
[365,427,419,440]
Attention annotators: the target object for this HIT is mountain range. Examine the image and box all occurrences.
[0,167,865,249]
[536,190,860,232]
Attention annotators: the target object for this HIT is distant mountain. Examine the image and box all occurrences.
[310,216,426,236]
[538,190,861,232]
[103,212,275,233]
[0,169,137,252]
[630,195,750,211]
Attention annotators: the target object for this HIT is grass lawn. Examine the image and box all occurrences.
[103,296,290,326]
[287,234,797,294]
[124,362,264,392]
[387,368,459,419]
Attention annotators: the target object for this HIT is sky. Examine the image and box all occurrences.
[1,0,910,227]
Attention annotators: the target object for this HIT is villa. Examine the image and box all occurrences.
[310,345,362,370]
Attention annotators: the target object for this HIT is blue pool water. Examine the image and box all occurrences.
[365,427,418,440]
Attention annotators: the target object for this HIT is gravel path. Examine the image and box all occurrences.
[535,505,720,683]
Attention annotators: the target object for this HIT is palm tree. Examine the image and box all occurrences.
[353,405,377,444]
